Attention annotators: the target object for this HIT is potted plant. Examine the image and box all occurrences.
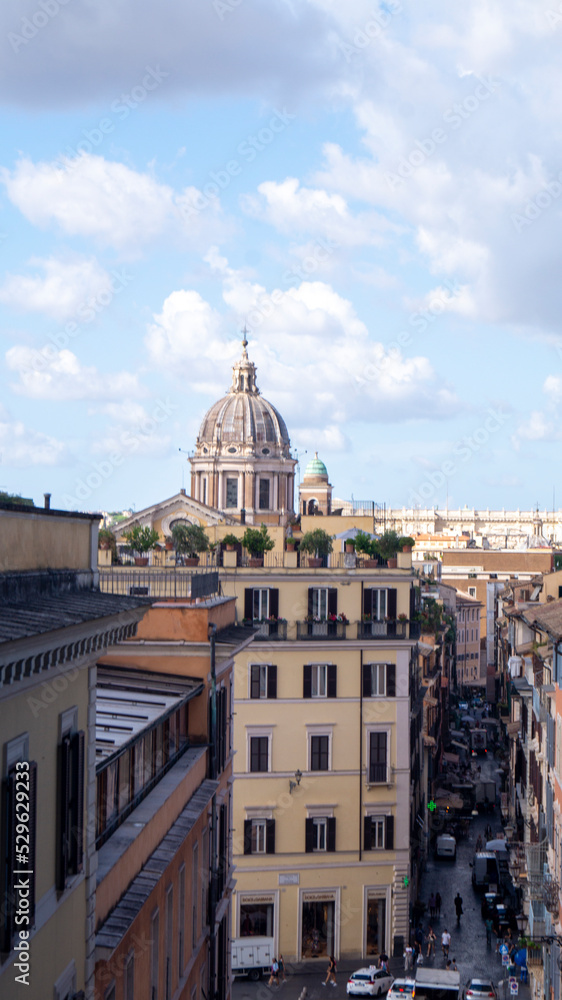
[164,536,175,551]
[98,527,114,551]
[399,535,415,553]
[345,538,355,554]
[222,533,239,551]
[354,530,379,567]
[377,530,401,567]
[171,523,209,565]
[286,535,297,551]
[122,524,160,566]
[242,524,275,566]
[299,528,333,567]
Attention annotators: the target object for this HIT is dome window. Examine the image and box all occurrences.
[228,447,237,453]
[262,448,270,455]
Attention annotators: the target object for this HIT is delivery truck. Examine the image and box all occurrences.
[231,937,275,980]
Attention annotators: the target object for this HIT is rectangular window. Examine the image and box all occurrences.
[250,736,269,772]
[252,588,269,620]
[151,908,160,1000]
[202,479,207,505]
[124,951,134,1000]
[310,735,330,771]
[370,663,386,696]
[468,587,476,597]
[251,819,267,853]
[369,732,388,783]
[178,864,185,978]
[311,664,327,698]
[57,729,85,891]
[165,885,173,1000]
[370,817,385,848]
[192,842,199,949]
[259,478,270,510]
[201,828,209,929]
[250,664,277,699]
[313,818,327,851]
[225,477,238,508]
[312,588,329,618]
[366,589,387,620]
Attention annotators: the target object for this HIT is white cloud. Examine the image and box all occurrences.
[6,347,143,401]
[0,410,68,466]
[1,154,229,253]
[0,255,113,321]
[90,400,174,458]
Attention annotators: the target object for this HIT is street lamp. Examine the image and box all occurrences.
[289,769,302,794]
[516,913,527,934]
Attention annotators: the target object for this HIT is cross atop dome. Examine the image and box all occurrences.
[231,329,259,394]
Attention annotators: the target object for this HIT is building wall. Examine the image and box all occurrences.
[0,667,90,1000]
[0,507,95,572]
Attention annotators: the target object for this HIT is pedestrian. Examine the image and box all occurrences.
[426,926,436,958]
[445,960,451,971]
[451,959,458,971]
[429,893,436,919]
[485,917,493,948]
[415,924,423,950]
[269,958,280,987]
[476,834,483,852]
[380,952,389,973]
[278,955,286,984]
[413,940,420,966]
[454,892,463,925]
[441,928,451,959]
[323,955,337,988]
[435,892,442,917]
[404,944,414,971]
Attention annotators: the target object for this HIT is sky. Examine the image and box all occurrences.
[1,0,562,515]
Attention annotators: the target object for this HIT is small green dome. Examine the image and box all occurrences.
[304,452,328,478]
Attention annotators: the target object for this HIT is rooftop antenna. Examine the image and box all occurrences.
[178,447,190,491]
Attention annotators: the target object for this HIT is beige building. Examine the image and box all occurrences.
[0,501,149,1000]
[454,592,482,689]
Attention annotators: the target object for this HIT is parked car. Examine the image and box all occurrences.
[387,980,415,1000]
[435,834,457,860]
[347,968,394,996]
[463,979,497,1000]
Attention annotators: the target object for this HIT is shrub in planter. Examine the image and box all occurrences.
[122,524,160,565]
[299,529,333,565]
[399,535,415,552]
[172,523,209,564]
[377,530,401,561]
[242,524,275,562]
[353,530,379,563]
[98,527,115,551]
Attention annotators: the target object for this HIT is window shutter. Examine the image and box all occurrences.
[303,664,312,699]
[305,818,314,853]
[328,589,338,616]
[244,588,253,620]
[409,586,416,620]
[244,820,252,855]
[327,817,336,852]
[308,588,314,617]
[269,589,279,618]
[386,664,396,698]
[364,816,372,851]
[266,819,275,854]
[57,736,71,890]
[363,588,372,617]
[327,664,337,699]
[387,589,397,619]
[385,814,394,850]
[70,730,85,875]
[267,665,277,699]
[362,663,372,697]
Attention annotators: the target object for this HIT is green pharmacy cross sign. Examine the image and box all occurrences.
[427,799,437,812]
[403,876,409,888]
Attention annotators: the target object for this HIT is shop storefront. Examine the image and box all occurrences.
[365,889,388,958]
[238,892,276,938]
[300,890,339,959]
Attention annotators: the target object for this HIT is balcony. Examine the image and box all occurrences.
[248,619,421,642]
[296,621,348,640]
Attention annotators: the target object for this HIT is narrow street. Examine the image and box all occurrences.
[232,746,531,1000]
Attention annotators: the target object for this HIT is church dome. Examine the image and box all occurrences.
[304,452,328,478]
[195,338,291,456]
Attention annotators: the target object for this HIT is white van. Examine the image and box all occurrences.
[435,834,457,859]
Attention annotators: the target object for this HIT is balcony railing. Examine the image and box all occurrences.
[99,566,219,600]
[249,619,422,642]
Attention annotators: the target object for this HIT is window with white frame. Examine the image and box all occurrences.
[252,588,269,620]
[251,819,267,853]
[370,663,386,696]
[247,730,273,772]
[370,816,385,848]
[311,588,329,618]
[312,817,327,851]
[250,663,277,699]
[311,664,327,698]
[367,589,387,620]
[309,734,330,771]
[368,731,389,783]
[468,587,476,598]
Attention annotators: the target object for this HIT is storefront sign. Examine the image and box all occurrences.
[239,894,276,905]
[302,891,337,902]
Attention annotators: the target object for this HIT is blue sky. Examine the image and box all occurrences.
[1,0,561,514]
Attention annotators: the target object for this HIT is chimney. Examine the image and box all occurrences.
[44,493,51,509]
[180,488,186,496]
